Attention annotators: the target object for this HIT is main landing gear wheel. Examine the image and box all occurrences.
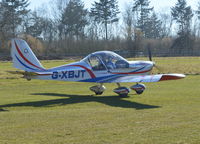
[113,83,130,97]
[89,84,106,95]
[130,83,146,95]
[95,92,103,95]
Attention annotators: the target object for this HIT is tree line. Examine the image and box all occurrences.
[1,0,200,60]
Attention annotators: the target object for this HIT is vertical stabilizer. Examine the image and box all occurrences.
[11,39,45,72]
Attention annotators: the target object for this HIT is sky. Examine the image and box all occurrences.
[29,0,199,13]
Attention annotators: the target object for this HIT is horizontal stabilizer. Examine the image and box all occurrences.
[7,71,38,76]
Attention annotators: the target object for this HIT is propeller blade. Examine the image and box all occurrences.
[147,45,152,61]
[146,44,167,73]
[154,65,166,73]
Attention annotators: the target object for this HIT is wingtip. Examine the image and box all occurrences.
[160,74,186,81]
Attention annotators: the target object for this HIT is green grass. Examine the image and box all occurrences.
[130,57,200,74]
[1,57,200,80]
[0,58,200,144]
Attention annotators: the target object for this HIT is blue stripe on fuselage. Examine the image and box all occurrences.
[79,74,122,83]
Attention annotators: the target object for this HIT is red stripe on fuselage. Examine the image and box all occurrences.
[36,73,52,76]
[111,69,152,75]
[14,41,44,71]
[68,65,96,78]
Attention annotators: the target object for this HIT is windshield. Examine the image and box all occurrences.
[83,51,129,70]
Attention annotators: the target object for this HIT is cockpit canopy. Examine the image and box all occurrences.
[82,51,129,71]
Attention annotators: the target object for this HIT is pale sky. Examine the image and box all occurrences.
[29,0,199,13]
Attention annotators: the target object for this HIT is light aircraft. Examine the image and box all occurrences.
[9,38,185,97]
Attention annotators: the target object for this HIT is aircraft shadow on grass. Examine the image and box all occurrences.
[0,108,8,112]
[0,93,160,110]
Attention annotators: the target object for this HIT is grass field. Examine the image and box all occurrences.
[0,58,200,144]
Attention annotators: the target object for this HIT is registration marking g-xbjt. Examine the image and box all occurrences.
[52,70,86,79]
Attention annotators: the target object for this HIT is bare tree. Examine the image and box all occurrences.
[123,4,135,41]
[159,13,173,38]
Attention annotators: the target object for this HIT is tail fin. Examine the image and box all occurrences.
[11,38,45,72]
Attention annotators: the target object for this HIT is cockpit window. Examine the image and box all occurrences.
[83,51,129,71]
[88,55,106,71]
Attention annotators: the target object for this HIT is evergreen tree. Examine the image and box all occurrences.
[132,0,153,37]
[0,0,30,37]
[145,12,162,39]
[196,2,200,19]
[195,1,200,37]
[171,0,194,55]
[90,0,120,40]
[61,0,88,39]
[171,0,193,35]
[0,0,29,53]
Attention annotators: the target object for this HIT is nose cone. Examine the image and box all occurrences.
[129,61,154,69]
[128,61,154,74]
[145,61,154,70]
[146,61,155,66]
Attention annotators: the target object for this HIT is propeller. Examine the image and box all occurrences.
[147,44,165,73]
[147,44,152,62]
[154,65,165,72]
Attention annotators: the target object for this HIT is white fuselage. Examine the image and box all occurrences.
[32,60,154,83]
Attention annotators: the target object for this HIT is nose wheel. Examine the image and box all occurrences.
[90,84,106,95]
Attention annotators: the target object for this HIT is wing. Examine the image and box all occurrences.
[99,74,185,83]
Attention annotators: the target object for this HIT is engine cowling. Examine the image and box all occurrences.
[130,83,146,94]
[113,87,130,97]
[90,85,106,95]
